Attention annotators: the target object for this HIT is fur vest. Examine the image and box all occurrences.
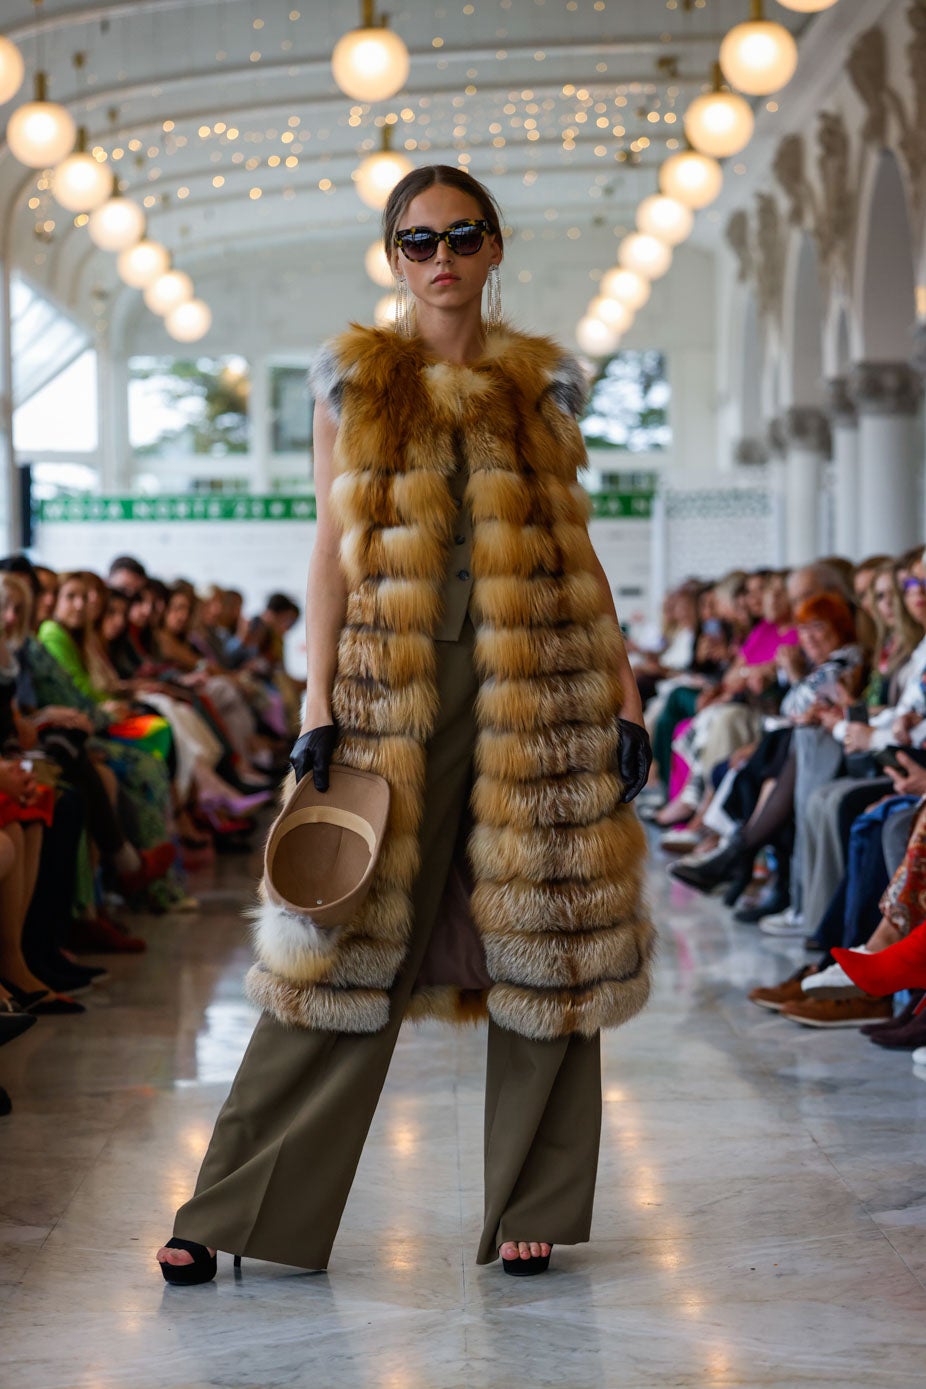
[245,324,653,1042]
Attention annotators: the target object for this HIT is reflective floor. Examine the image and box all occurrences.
[3,836,926,1388]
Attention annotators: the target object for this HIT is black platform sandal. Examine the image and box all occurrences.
[159,1238,218,1286]
[501,1245,553,1276]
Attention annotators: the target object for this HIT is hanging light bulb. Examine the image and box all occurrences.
[51,127,111,212]
[636,194,694,247]
[354,124,413,209]
[659,149,724,209]
[7,70,76,169]
[576,316,619,357]
[684,64,755,159]
[364,239,393,287]
[719,1,798,96]
[332,0,410,101]
[0,35,25,105]
[599,266,651,311]
[166,299,212,342]
[588,296,633,335]
[618,233,673,281]
[374,292,399,326]
[144,268,194,316]
[776,0,837,11]
[87,181,146,251]
[117,239,170,289]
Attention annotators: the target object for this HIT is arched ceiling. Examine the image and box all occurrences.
[1,0,813,324]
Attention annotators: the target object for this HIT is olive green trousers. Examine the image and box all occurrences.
[173,614,602,1269]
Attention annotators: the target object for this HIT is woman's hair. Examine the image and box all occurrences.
[794,592,856,646]
[870,561,923,670]
[0,571,33,645]
[382,164,504,261]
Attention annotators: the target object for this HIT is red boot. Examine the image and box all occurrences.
[832,921,926,998]
[116,841,177,895]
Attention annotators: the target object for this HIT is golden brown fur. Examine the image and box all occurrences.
[244,324,654,1042]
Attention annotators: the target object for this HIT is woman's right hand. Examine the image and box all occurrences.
[289,724,337,791]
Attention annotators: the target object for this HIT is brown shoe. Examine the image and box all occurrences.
[748,965,816,1012]
[779,995,893,1029]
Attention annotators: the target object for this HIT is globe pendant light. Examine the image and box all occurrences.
[720,1,798,96]
[166,299,212,343]
[636,193,694,247]
[52,127,111,212]
[0,35,25,105]
[599,266,651,311]
[354,124,413,210]
[576,315,620,357]
[684,65,755,159]
[332,0,410,102]
[589,295,633,335]
[117,238,170,289]
[364,238,393,287]
[618,232,673,281]
[776,0,837,11]
[7,70,76,169]
[87,181,146,251]
[659,149,724,209]
[144,268,194,316]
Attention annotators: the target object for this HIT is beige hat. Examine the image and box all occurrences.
[263,764,390,927]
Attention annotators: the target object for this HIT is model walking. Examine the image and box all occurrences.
[156,164,654,1284]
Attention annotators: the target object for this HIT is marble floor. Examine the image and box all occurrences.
[3,834,926,1389]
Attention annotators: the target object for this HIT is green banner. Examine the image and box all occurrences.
[37,490,653,524]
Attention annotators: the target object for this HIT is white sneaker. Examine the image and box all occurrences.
[660,827,703,852]
[801,951,869,998]
[758,908,805,937]
[912,1046,926,1067]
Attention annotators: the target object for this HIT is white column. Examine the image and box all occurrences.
[249,357,271,493]
[850,362,922,556]
[764,416,788,569]
[97,327,132,492]
[784,406,831,567]
[825,377,859,559]
[0,255,16,550]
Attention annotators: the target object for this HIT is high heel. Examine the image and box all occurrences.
[200,789,271,819]
[158,1238,217,1286]
[832,922,926,998]
[500,1245,553,1276]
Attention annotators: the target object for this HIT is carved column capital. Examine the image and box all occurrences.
[825,376,857,427]
[849,361,922,416]
[785,405,832,455]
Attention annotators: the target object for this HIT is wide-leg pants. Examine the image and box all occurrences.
[173,613,602,1269]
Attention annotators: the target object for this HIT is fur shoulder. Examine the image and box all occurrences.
[309,325,427,422]
[482,326,589,418]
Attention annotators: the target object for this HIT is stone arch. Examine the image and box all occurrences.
[854,148,917,359]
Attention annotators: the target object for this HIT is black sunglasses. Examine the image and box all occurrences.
[394,218,492,262]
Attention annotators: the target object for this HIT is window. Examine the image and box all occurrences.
[13,349,98,454]
[580,349,671,452]
[270,365,312,454]
[10,272,90,407]
[128,355,250,460]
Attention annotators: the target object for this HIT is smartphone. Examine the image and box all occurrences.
[874,746,926,773]
[847,703,870,724]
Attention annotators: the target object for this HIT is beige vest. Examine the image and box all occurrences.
[433,433,474,642]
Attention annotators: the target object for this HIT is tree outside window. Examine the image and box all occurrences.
[580,349,671,453]
[129,356,250,460]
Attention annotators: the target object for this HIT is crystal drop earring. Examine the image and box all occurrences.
[395,274,410,336]
[485,263,502,330]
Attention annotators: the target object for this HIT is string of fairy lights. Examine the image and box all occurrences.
[0,0,839,347]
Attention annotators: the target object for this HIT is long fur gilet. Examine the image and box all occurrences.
[245,323,653,1041]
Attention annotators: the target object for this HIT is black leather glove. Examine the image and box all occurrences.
[616,719,653,804]
[289,724,337,791]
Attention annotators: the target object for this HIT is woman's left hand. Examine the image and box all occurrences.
[617,720,653,803]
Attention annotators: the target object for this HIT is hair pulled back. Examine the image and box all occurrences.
[382,164,504,261]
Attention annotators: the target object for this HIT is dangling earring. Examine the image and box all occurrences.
[394,274,411,336]
[485,263,502,331]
